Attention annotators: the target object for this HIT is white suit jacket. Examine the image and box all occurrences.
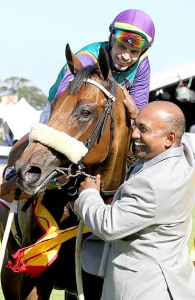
[75,141,195,300]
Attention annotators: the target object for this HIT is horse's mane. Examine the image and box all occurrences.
[68,64,99,94]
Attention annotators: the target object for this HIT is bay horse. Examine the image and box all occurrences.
[0,44,131,299]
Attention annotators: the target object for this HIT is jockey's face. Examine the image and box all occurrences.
[110,38,142,71]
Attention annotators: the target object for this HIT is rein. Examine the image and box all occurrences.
[78,78,116,157]
[71,78,117,300]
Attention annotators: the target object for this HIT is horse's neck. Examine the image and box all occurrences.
[103,138,130,191]
[89,125,130,192]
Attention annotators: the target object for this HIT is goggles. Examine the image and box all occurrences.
[113,29,151,49]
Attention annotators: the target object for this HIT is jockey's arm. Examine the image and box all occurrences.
[119,58,150,124]
[119,85,139,122]
[129,55,150,111]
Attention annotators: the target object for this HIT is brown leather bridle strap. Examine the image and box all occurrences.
[79,78,117,162]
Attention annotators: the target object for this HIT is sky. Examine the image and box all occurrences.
[1,0,195,96]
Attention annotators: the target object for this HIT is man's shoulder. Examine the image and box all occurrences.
[141,143,194,183]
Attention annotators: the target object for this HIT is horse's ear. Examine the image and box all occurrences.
[97,47,111,81]
[65,43,83,76]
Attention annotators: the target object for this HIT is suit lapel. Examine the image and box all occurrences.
[127,145,183,178]
[142,145,183,170]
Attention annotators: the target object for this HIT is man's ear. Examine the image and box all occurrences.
[165,131,176,148]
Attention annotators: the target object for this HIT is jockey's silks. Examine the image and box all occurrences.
[48,41,147,103]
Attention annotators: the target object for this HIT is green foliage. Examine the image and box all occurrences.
[188,207,195,250]
[0,77,47,109]
[18,85,47,108]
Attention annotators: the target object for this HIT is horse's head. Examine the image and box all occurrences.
[15,44,131,195]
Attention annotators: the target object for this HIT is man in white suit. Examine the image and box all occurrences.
[74,101,195,300]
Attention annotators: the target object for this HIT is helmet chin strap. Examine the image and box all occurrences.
[140,48,148,56]
[108,34,112,51]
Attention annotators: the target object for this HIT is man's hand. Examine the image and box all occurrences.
[79,174,101,194]
[119,85,139,122]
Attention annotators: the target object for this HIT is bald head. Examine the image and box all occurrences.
[132,101,185,161]
[140,101,185,145]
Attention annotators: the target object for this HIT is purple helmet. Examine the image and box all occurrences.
[109,9,155,47]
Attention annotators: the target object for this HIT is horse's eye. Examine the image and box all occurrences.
[81,109,92,118]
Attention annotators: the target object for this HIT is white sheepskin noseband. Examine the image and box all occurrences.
[29,124,88,164]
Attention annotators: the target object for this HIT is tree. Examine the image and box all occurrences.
[0,77,47,109]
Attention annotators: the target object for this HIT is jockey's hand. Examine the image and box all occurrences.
[119,85,139,122]
[79,175,101,193]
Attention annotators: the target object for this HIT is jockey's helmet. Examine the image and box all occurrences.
[109,9,155,49]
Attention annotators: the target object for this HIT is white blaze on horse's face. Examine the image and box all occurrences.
[29,123,88,164]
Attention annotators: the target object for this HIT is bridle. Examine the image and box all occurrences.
[54,77,117,197]
[51,77,117,194]
[17,76,118,245]
[82,78,116,155]
[23,76,118,208]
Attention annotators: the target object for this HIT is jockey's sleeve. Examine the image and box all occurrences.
[39,102,51,124]
[130,56,150,110]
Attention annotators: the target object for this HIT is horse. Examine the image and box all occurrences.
[0,44,131,299]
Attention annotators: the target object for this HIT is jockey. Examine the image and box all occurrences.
[40,9,155,123]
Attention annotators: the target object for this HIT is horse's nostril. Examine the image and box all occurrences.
[24,166,41,183]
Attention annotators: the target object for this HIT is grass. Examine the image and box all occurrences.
[188,208,195,250]
[47,289,65,300]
